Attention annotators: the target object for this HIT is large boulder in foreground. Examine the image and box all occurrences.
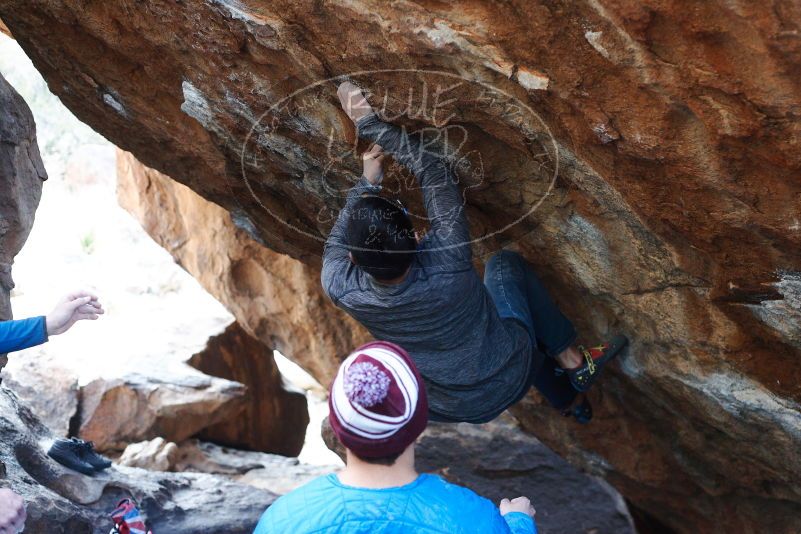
[2,319,248,452]
[1,355,78,437]
[0,386,274,534]
[0,71,46,369]
[3,2,800,531]
[78,365,245,452]
[2,320,310,455]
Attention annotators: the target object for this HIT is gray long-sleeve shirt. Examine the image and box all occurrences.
[321,113,531,423]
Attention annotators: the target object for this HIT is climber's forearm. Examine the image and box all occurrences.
[355,113,471,257]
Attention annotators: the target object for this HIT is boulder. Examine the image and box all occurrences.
[2,2,800,531]
[0,71,46,368]
[0,385,275,534]
[118,437,179,471]
[3,322,250,452]
[76,319,310,456]
[119,438,332,495]
[188,322,309,456]
[0,353,78,437]
[4,315,310,455]
[78,368,246,452]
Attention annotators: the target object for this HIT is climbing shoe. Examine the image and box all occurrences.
[70,437,112,470]
[47,438,96,475]
[562,394,593,424]
[565,334,628,393]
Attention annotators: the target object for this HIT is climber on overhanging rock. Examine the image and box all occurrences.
[254,341,537,534]
[321,81,628,424]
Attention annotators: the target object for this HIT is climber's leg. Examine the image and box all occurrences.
[530,356,579,410]
[485,250,628,395]
[484,250,577,352]
[504,252,577,357]
[484,250,579,409]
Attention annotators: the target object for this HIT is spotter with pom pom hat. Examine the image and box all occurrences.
[329,340,428,459]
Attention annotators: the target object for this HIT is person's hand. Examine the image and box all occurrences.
[362,143,386,185]
[0,488,26,534]
[337,81,373,123]
[500,496,536,518]
[45,291,104,336]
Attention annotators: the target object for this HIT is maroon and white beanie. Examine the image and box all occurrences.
[328,340,428,458]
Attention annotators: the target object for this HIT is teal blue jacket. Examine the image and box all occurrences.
[254,473,537,534]
[0,316,47,353]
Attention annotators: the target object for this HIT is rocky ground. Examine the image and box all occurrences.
[0,386,277,534]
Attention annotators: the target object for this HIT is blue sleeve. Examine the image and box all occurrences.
[0,316,48,354]
[503,512,537,534]
[453,483,535,534]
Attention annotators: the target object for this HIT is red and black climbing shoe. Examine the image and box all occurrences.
[567,335,628,393]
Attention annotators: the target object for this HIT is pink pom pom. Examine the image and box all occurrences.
[344,361,391,407]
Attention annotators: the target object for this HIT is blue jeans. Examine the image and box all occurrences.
[484,251,579,410]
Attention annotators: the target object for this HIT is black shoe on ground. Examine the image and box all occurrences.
[70,437,112,470]
[565,334,629,393]
[48,438,96,475]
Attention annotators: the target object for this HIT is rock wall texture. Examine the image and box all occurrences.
[3,318,311,455]
[117,150,370,385]
[0,72,46,368]
[2,2,800,532]
[0,386,274,534]
[78,362,246,452]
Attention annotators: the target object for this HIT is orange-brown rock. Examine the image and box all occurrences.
[117,150,370,385]
[0,17,10,38]
[78,360,246,452]
[189,321,309,457]
[3,2,801,532]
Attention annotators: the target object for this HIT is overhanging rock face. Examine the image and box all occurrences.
[3,2,801,532]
